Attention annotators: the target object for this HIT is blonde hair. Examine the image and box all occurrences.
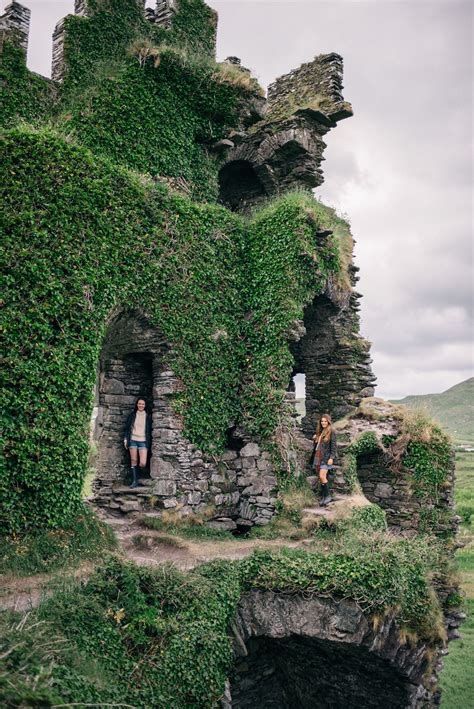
[315,413,332,442]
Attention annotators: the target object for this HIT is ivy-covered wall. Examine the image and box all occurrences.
[0,128,346,533]
[0,42,54,127]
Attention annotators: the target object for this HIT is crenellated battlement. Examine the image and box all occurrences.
[0,1,30,54]
[51,0,181,82]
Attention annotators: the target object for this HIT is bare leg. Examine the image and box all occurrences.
[139,448,147,469]
[130,447,138,466]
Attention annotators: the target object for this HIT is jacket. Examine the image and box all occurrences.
[315,430,337,465]
[124,410,152,448]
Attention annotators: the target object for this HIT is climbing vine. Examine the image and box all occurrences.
[0,128,345,533]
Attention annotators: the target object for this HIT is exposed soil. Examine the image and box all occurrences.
[0,494,367,611]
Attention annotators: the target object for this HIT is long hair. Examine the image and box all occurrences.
[315,413,332,442]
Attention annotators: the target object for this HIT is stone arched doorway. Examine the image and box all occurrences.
[92,309,172,512]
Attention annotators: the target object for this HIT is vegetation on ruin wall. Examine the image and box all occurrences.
[0,128,245,533]
[0,0,241,202]
[241,192,341,437]
[61,0,216,98]
[0,43,54,127]
[0,535,445,708]
[58,0,234,201]
[1,129,346,533]
[341,408,455,535]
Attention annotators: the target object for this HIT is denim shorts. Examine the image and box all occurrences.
[320,464,334,471]
[129,440,148,449]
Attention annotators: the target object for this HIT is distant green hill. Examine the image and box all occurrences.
[391,378,474,444]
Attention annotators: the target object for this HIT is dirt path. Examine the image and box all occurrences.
[0,494,368,611]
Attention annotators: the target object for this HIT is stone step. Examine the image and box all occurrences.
[112,485,154,495]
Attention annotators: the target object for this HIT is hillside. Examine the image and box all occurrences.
[391,378,474,443]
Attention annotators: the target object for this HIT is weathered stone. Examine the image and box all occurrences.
[119,500,141,513]
[207,518,237,532]
[241,457,256,469]
[240,442,261,457]
[187,491,201,505]
[150,457,177,480]
[222,450,238,461]
[374,483,393,499]
[154,479,177,496]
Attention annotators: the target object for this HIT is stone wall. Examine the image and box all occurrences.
[226,591,444,708]
[356,448,457,537]
[0,1,30,53]
[267,53,352,123]
[291,291,375,437]
[92,310,278,528]
[335,401,459,538]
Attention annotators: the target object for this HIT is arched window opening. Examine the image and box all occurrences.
[218,160,266,211]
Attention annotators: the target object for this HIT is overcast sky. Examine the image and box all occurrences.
[3,0,473,400]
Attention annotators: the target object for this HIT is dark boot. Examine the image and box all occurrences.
[130,466,138,488]
[319,483,328,506]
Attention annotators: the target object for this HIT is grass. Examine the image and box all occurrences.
[140,512,237,541]
[0,506,116,577]
[440,450,474,707]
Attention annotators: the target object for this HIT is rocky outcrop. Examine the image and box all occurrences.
[227,591,443,708]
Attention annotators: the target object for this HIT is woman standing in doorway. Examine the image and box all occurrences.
[123,398,152,488]
[313,413,337,506]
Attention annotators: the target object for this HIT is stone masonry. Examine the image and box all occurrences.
[0,1,30,53]
[218,54,353,212]
[93,310,278,528]
[227,591,444,708]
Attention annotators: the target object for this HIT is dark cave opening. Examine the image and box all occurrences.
[230,634,411,709]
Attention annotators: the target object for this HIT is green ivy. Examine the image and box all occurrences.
[0,540,445,707]
[241,193,341,437]
[340,431,381,491]
[1,129,346,533]
[404,427,453,502]
[0,43,53,128]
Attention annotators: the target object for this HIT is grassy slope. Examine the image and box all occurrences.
[390,378,473,705]
[391,378,473,444]
[440,450,474,706]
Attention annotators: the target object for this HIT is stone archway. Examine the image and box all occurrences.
[92,309,170,512]
[289,293,375,437]
[228,591,436,708]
